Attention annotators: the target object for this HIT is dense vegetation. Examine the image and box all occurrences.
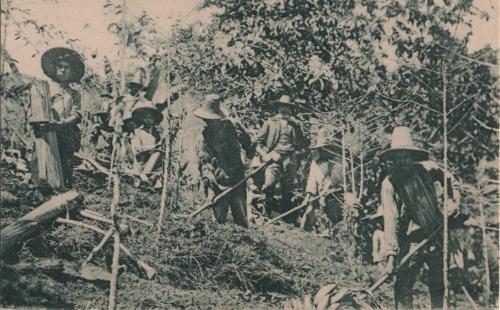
[0,0,498,308]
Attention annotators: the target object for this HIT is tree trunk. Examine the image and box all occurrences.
[441,64,450,309]
[0,191,82,258]
[478,189,491,302]
[358,151,364,201]
[341,130,347,196]
[0,1,9,78]
[157,61,172,237]
[30,80,65,189]
[349,149,356,196]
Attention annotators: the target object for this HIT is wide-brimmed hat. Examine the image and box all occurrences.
[272,95,299,109]
[380,126,428,161]
[132,99,163,124]
[193,94,226,120]
[41,47,85,83]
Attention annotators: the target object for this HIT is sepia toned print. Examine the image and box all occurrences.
[0,0,498,309]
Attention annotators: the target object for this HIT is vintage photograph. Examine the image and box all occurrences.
[0,0,498,309]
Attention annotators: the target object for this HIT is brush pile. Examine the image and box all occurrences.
[131,217,339,296]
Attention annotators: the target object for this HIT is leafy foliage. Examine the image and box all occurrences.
[160,0,498,212]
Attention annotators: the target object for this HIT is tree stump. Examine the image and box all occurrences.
[29,80,65,189]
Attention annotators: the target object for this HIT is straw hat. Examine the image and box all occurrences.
[311,129,333,149]
[380,126,428,161]
[193,94,226,120]
[131,99,163,124]
[272,95,299,109]
[41,47,85,83]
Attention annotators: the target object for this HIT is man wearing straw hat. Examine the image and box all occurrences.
[300,129,344,232]
[256,95,308,219]
[36,47,85,187]
[108,68,147,169]
[380,126,461,309]
[194,94,252,228]
[109,67,147,130]
[130,99,163,186]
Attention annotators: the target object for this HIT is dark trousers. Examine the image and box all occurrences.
[57,126,80,188]
[302,197,343,231]
[213,185,249,228]
[261,154,297,220]
[395,240,444,309]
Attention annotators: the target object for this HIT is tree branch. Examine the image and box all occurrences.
[471,116,499,132]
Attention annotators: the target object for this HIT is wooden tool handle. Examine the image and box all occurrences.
[367,223,442,293]
[263,188,341,226]
[189,160,271,218]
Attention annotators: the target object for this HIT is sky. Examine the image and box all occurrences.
[2,0,499,80]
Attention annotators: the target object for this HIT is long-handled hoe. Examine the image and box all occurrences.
[285,225,442,310]
[189,160,272,218]
[285,222,480,310]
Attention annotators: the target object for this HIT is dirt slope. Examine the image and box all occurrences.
[0,162,481,309]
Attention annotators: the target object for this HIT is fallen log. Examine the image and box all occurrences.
[55,218,157,280]
[0,191,82,259]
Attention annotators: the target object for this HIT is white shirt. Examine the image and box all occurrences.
[305,159,342,195]
[48,81,81,120]
[130,126,159,155]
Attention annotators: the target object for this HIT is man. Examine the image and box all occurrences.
[300,129,344,232]
[380,126,461,309]
[108,68,145,169]
[38,47,85,187]
[256,95,307,219]
[194,94,252,228]
[130,100,163,187]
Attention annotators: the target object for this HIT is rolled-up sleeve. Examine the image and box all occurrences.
[381,177,399,256]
